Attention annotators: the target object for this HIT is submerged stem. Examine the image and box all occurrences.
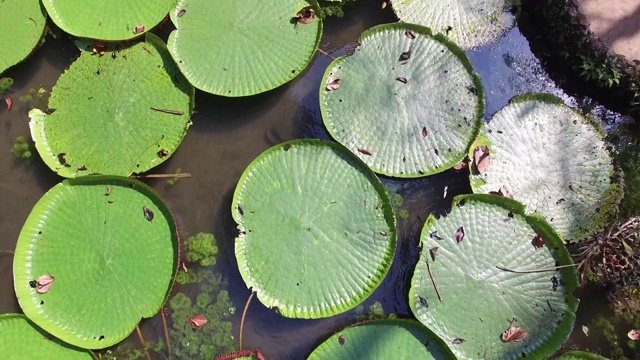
[239,291,255,351]
[161,308,172,360]
[135,324,152,360]
[495,264,577,273]
[0,250,14,256]
[317,48,336,60]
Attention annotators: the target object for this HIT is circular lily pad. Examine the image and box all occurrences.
[41,0,174,40]
[13,176,179,349]
[168,0,323,96]
[320,23,483,178]
[29,33,193,178]
[0,314,93,359]
[410,194,578,359]
[391,0,516,50]
[469,94,617,241]
[233,140,396,318]
[308,319,455,359]
[0,0,47,74]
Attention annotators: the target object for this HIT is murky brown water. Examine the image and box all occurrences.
[0,1,629,359]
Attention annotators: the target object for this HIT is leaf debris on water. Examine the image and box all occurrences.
[143,206,154,222]
[5,97,12,111]
[326,76,340,91]
[36,274,55,294]
[473,145,490,174]
[295,6,315,24]
[188,314,207,329]
[455,226,465,243]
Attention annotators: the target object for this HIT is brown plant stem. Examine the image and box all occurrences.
[317,48,336,60]
[161,308,172,360]
[239,291,255,351]
[131,173,192,179]
[0,250,14,256]
[427,260,443,302]
[135,324,152,360]
[495,264,578,273]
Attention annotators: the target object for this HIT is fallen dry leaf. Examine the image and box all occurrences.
[36,274,55,294]
[5,97,12,111]
[455,226,464,243]
[296,6,315,24]
[382,1,387,9]
[628,329,640,340]
[189,314,207,329]
[501,326,528,342]
[429,247,439,261]
[451,337,465,344]
[498,185,513,199]
[532,234,545,248]
[326,76,340,91]
[405,30,416,40]
[453,161,467,170]
[133,24,145,34]
[473,146,490,174]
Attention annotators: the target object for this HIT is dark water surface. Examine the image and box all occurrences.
[0,1,626,359]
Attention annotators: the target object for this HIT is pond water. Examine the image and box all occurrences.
[0,1,630,359]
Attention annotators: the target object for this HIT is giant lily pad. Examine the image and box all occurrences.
[168,0,322,96]
[308,319,455,359]
[41,0,173,40]
[557,351,609,360]
[0,314,93,359]
[13,176,179,349]
[233,140,396,318]
[0,0,47,75]
[410,194,578,359]
[470,94,616,241]
[391,0,516,50]
[29,33,193,178]
[320,23,483,177]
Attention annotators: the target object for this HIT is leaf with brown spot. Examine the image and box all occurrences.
[501,326,528,342]
[473,146,490,174]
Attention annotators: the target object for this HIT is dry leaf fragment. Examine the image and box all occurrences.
[398,49,412,61]
[455,226,465,243]
[382,1,387,9]
[338,335,345,345]
[430,231,442,240]
[92,41,106,56]
[133,24,145,34]
[532,234,545,248]
[295,6,315,24]
[628,329,640,340]
[189,314,207,329]
[177,9,186,17]
[36,274,55,294]
[418,295,428,307]
[473,146,490,174]
[105,187,112,196]
[405,30,416,40]
[421,127,428,137]
[143,206,154,222]
[453,161,467,170]
[5,97,12,111]
[357,148,372,156]
[429,247,439,261]
[326,76,340,91]
[396,77,408,84]
[451,338,465,344]
[501,326,528,342]
[498,185,513,199]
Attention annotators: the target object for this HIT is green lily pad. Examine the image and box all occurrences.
[308,319,455,359]
[0,314,93,359]
[41,0,174,40]
[167,0,322,96]
[410,194,578,359]
[557,351,609,360]
[13,176,178,349]
[470,94,616,241]
[29,33,193,178]
[391,0,516,50]
[0,0,47,75]
[233,140,396,318]
[320,23,483,177]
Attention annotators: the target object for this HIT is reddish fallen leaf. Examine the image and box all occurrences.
[177,9,186,17]
[398,49,412,61]
[357,148,372,156]
[453,161,467,170]
[181,262,188,273]
[628,329,640,340]
[455,226,464,243]
[189,314,207,329]
[92,41,106,56]
[532,235,545,248]
[421,127,428,137]
[326,76,340,91]
[473,146,490,174]
[452,338,465,344]
[143,206,154,222]
[405,30,416,40]
[501,326,528,342]
[296,6,315,24]
[498,185,513,199]
[5,97,12,111]
[133,24,145,34]
[36,274,55,294]
[338,335,345,345]
[429,247,439,261]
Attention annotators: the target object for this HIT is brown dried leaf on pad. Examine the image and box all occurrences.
[455,226,464,243]
[501,326,528,342]
[36,274,55,294]
[473,145,490,174]
[326,76,340,91]
[296,6,315,24]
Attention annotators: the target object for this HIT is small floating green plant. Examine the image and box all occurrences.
[0,77,13,97]
[10,136,34,164]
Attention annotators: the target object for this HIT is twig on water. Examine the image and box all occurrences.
[131,173,192,179]
[317,48,336,60]
[135,324,152,360]
[150,107,184,116]
[426,261,443,302]
[161,308,172,360]
[0,250,14,256]
[239,291,255,351]
[495,264,577,273]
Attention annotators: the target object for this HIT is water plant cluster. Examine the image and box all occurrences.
[0,0,637,359]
